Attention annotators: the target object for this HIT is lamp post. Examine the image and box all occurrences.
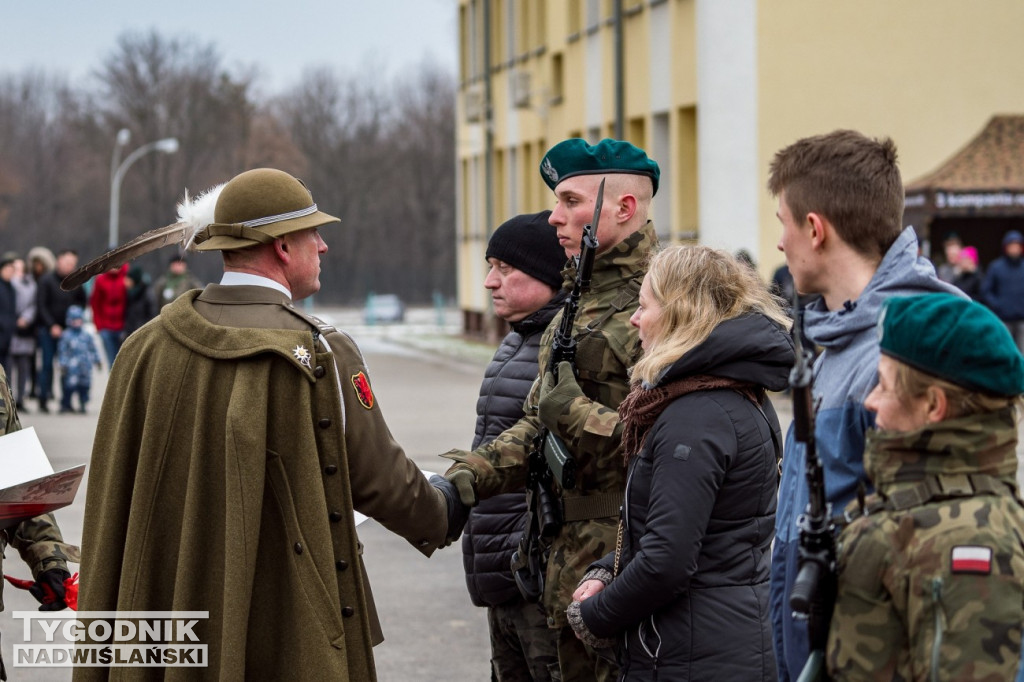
[108,135,179,248]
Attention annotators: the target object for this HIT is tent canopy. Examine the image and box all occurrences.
[905,115,1024,219]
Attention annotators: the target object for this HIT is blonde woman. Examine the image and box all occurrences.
[568,245,794,680]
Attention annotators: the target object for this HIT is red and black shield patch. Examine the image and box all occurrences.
[351,371,374,410]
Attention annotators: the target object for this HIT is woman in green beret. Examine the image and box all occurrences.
[827,292,1024,681]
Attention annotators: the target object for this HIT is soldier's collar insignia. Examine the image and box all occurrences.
[351,371,374,410]
[292,345,312,368]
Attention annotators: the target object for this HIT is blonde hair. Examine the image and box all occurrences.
[891,361,1023,419]
[631,245,791,385]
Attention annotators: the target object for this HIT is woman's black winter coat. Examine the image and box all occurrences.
[581,312,794,680]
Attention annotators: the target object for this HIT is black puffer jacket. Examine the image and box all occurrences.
[462,294,564,607]
[581,312,794,680]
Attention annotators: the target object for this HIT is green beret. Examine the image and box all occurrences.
[540,138,660,196]
[879,293,1024,396]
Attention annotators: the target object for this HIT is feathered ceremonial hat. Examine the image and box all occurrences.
[62,168,340,291]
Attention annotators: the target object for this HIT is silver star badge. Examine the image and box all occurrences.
[292,345,312,368]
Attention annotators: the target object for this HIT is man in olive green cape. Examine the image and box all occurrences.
[76,169,466,681]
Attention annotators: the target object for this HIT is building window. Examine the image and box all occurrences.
[568,0,582,36]
[551,52,565,104]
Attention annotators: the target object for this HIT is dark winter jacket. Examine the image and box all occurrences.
[462,294,564,607]
[581,312,794,680]
[982,255,1024,321]
[36,270,87,332]
[952,268,983,301]
[123,271,156,336]
[0,280,15,357]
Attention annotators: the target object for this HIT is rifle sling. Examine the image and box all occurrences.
[562,492,623,522]
[582,277,642,334]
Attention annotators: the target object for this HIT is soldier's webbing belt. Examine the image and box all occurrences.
[562,492,623,522]
[885,473,1008,511]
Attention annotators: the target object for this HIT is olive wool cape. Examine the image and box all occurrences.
[76,286,450,681]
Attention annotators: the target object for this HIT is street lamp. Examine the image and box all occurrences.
[108,135,180,248]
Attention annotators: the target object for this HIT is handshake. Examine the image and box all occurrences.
[428,469,477,545]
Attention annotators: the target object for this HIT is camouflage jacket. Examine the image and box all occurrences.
[0,366,70,611]
[445,221,658,626]
[827,408,1024,681]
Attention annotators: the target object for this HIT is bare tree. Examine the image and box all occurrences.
[94,31,257,245]
[0,31,457,304]
[0,71,104,254]
[274,62,456,304]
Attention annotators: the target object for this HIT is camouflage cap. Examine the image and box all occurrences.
[879,293,1024,396]
[191,168,340,252]
[539,138,660,196]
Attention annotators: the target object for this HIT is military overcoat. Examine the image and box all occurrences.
[76,285,449,681]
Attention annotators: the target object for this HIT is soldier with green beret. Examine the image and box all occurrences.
[75,168,468,681]
[827,292,1024,680]
[445,138,660,681]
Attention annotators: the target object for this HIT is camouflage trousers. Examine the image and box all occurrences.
[488,599,559,681]
[556,624,618,682]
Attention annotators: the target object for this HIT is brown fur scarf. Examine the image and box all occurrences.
[618,375,760,465]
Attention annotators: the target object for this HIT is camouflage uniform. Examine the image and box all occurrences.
[446,222,657,680]
[827,407,1024,681]
[0,366,72,606]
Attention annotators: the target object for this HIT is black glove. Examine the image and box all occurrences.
[30,568,70,612]
[430,474,471,545]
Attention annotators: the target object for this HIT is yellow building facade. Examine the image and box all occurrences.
[456,0,1024,333]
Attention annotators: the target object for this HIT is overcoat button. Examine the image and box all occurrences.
[336,560,349,571]
[318,418,331,428]
[341,607,355,618]
[324,465,338,475]
[329,511,343,523]
[294,542,303,555]
[314,366,326,378]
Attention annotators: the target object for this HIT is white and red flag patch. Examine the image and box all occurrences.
[950,545,993,574]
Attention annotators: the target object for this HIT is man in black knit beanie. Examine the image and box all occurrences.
[463,209,567,681]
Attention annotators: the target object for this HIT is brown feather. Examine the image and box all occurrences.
[61,221,192,291]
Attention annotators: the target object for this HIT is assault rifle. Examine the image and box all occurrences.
[788,291,836,682]
[511,179,603,603]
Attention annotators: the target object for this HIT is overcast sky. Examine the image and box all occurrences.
[0,0,458,93]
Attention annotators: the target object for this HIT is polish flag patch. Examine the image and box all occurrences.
[950,546,993,575]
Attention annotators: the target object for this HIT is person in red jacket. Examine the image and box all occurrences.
[89,263,128,368]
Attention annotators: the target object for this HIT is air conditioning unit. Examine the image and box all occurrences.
[511,70,531,109]
[464,83,484,123]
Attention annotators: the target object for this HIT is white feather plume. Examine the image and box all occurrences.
[179,183,226,251]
